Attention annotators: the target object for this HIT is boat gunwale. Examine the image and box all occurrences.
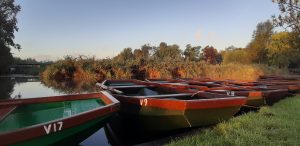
[100,79,289,98]
[99,80,247,110]
[157,82,290,95]
[102,79,148,85]
[0,92,113,106]
[113,93,246,110]
[104,85,149,89]
[100,80,247,101]
[111,90,247,110]
[145,78,187,83]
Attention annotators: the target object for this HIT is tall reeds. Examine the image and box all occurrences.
[41,56,287,83]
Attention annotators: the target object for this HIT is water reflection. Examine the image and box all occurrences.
[104,114,197,146]
[80,128,110,146]
[0,77,15,99]
[41,79,98,94]
[0,77,99,99]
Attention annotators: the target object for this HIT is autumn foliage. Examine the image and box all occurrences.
[41,43,287,83]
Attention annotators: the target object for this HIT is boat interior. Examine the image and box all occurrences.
[112,86,180,96]
[0,98,105,133]
[110,85,240,100]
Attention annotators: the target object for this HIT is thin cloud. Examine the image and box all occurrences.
[195,29,202,41]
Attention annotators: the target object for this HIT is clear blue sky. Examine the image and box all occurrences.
[12,0,280,61]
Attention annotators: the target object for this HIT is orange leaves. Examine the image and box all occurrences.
[147,68,161,79]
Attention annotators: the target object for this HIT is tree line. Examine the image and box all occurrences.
[222,20,300,68]
[0,0,21,74]
[1,0,300,75]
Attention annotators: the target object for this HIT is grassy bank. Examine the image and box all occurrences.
[166,95,300,146]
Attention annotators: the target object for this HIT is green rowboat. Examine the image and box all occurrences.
[0,91,119,146]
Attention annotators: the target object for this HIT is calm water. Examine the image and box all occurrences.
[0,77,202,146]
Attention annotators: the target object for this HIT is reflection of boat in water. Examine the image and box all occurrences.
[99,80,247,131]
[104,114,196,146]
[0,92,119,145]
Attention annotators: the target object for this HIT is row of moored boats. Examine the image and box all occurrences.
[0,75,299,145]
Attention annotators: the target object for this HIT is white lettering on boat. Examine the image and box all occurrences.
[58,121,63,131]
[140,99,148,106]
[43,121,63,134]
[53,122,57,132]
[226,91,235,96]
[43,124,51,134]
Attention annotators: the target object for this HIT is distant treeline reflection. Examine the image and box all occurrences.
[41,79,98,94]
[0,77,15,99]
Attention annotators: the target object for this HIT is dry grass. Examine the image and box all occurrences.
[146,62,287,81]
[41,57,288,83]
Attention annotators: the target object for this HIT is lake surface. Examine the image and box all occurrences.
[0,77,202,146]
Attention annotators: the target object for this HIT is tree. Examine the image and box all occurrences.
[247,20,274,63]
[222,48,252,64]
[272,0,300,33]
[267,32,299,68]
[154,42,182,61]
[0,0,21,49]
[13,57,38,64]
[113,48,134,66]
[272,0,300,61]
[0,0,21,74]
[0,45,13,74]
[224,45,237,51]
[132,44,156,66]
[201,46,218,64]
[183,44,201,61]
[140,44,153,59]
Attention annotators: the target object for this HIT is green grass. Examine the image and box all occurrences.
[166,95,300,146]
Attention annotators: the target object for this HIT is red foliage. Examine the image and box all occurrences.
[202,46,218,64]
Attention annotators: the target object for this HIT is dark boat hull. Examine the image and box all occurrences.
[126,106,242,131]
[114,95,245,131]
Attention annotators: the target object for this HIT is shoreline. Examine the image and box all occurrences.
[0,74,40,78]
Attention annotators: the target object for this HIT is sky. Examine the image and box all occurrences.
[12,0,280,61]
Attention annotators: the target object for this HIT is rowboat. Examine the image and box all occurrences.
[259,75,300,81]
[98,80,247,131]
[0,92,119,146]
[264,84,300,93]
[205,88,289,106]
[146,78,222,87]
[216,80,300,93]
[257,76,300,93]
[146,78,294,106]
[156,83,289,107]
